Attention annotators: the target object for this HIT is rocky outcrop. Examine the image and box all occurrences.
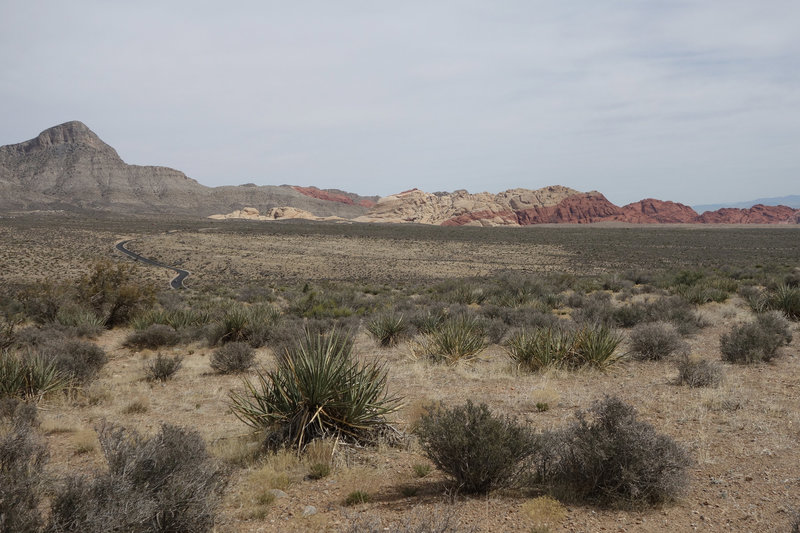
[292,186,378,208]
[208,206,344,222]
[696,204,798,224]
[618,199,699,224]
[356,185,581,225]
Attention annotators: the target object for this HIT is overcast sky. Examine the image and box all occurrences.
[1,1,798,205]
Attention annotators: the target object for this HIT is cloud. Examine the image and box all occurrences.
[1,1,798,204]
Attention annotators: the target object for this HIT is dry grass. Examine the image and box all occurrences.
[2,215,800,531]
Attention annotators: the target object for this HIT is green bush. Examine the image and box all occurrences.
[676,356,723,388]
[48,423,224,533]
[229,329,400,448]
[538,397,692,507]
[367,313,407,347]
[124,324,181,350]
[420,315,486,364]
[720,311,792,364]
[0,399,48,533]
[416,400,538,494]
[629,322,686,361]
[77,260,155,328]
[410,307,447,335]
[145,353,183,382]
[0,350,68,400]
[210,342,255,374]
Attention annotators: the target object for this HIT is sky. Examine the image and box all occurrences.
[1,1,798,206]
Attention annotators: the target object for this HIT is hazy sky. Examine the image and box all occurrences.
[1,1,798,205]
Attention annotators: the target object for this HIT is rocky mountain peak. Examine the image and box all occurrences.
[4,120,119,159]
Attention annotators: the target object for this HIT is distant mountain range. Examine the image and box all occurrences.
[693,195,800,212]
[1,121,797,225]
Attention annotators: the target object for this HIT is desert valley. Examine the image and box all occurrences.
[0,122,799,532]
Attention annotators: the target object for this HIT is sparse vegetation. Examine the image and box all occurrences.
[124,323,181,350]
[344,490,371,506]
[536,396,692,507]
[145,353,183,382]
[676,355,723,388]
[48,422,225,533]
[720,311,792,364]
[629,322,686,361]
[210,342,255,374]
[505,324,622,371]
[416,400,538,494]
[0,350,68,400]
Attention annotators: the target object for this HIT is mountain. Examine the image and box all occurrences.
[0,121,374,217]
[2,121,798,225]
[693,195,800,213]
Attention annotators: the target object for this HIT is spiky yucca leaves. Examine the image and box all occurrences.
[505,325,622,371]
[0,349,68,400]
[367,313,407,347]
[573,325,624,368]
[230,329,400,448]
[766,284,800,320]
[505,328,573,372]
[421,315,486,364]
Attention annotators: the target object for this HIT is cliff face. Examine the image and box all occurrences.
[696,204,798,224]
[0,122,371,217]
[618,199,699,224]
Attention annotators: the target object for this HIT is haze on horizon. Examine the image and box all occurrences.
[1,1,798,207]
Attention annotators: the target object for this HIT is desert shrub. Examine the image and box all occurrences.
[572,325,623,368]
[0,399,48,533]
[629,322,686,361]
[209,304,279,347]
[644,296,707,335]
[229,329,399,448]
[419,315,486,364]
[416,400,538,494]
[676,356,723,388]
[538,396,692,507]
[210,342,255,374]
[611,303,649,328]
[37,338,108,384]
[0,316,20,350]
[77,260,155,328]
[571,292,614,326]
[506,327,574,372]
[433,280,487,305]
[720,311,792,364]
[48,422,224,533]
[367,313,407,347]
[145,353,183,382]
[479,304,559,331]
[124,324,181,350]
[0,350,68,400]
[131,307,211,332]
[21,283,72,325]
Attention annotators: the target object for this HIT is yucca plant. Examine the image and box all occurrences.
[210,304,279,347]
[766,284,800,320]
[229,329,400,448]
[572,325,623,368]
[367,313,407,347]
[505,328,574,372]
[421,315,486,364]
[0,349,69,400]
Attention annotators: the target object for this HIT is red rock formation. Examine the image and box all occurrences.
[697,204,798,224]
[443,193,624,226]
[292,186,377,208]
[618,199,699,224]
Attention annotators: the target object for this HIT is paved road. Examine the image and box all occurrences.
[115,240,189,289]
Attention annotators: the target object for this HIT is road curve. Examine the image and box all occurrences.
[115,240,190,289]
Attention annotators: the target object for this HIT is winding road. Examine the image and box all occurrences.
[115,240,190,289]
